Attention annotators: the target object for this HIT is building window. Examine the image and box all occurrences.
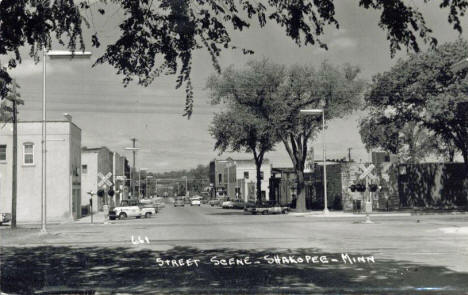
[82,165,88,174]
[0,145,6,161]
[23,143,34,165]
[244,171,249,179]
[218,173,222,184]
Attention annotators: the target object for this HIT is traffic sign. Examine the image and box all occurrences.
[98,172,113,188]
[359,164,375,180]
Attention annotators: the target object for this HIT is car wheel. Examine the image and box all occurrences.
[119,212,127,220]
[262,210,268,215]
[136,215,141,219]
[109,217,116,220]
[282,209,288,214]
[211,204,214,207]
[145,212,151,218]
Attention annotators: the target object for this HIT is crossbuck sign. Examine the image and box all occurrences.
[358,164,376,180]
[98,172,113,188]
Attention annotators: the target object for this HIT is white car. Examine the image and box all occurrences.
[190,197,201,206]
[222,200,234,209]
[109,200,156,220]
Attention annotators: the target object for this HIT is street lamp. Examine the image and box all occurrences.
[41,49,92,233]
[300,109,329,214]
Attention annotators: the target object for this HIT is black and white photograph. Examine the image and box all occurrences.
[1,1,468,294]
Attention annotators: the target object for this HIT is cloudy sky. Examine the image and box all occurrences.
[5,1,468,172]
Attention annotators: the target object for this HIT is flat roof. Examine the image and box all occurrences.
[16,120,81,130]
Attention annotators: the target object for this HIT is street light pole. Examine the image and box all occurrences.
[300,109,329,214]
[41,49,47,233]
[41,49,92,233]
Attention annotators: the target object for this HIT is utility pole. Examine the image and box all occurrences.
[125,138,140,199]
[348,148,352,162]
[3,79,23,229]
[132,138,136,198]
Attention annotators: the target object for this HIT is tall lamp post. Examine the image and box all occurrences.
[300,109,329,214]
[41,50,92,233]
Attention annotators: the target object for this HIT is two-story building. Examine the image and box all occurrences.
[0,119,82,222]
[81,147,130,212]
[209,158,272,202]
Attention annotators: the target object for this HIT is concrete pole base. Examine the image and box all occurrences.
[364,214,374,224]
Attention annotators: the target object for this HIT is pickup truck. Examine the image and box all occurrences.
[109,200,156,220]
[244,201,289,215]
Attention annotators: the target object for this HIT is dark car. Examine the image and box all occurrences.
[232,199,246,209]
[174,198,185,207]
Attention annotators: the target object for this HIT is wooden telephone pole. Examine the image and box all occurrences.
[2,79,24,228]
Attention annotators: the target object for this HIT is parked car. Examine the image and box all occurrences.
[109,200,156,220]
[221,200,234,209]
[244,201,289,215]
[209,199,220,207]
[174,198,185,207]
[232,199,246,209]
[0,213,11,225]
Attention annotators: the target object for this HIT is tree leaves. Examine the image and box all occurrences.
[1,0,468,115]
[360,39,468,164]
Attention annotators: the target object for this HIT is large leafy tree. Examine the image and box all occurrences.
[361,39,468,190]
[270,61,364,212]
[209,60,364,212]
[208,64,281,203]
[1,1,468,115]
[359,118,456,163]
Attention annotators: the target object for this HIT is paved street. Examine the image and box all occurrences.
[2,203,468,294]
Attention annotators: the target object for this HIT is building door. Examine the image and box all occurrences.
[72,188,81,219]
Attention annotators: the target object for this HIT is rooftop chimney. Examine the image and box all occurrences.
[64,113,72,122]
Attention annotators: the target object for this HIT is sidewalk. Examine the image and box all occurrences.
[74,211,107,224]
[289,211,411,218]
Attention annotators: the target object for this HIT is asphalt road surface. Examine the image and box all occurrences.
[1,203,468,294]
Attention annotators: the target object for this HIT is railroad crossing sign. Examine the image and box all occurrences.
[358,164,376,180]
[98,172,113,188]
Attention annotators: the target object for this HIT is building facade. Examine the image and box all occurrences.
[209,158,271,201]
[81,147,113,212]
[0,120,82,222]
